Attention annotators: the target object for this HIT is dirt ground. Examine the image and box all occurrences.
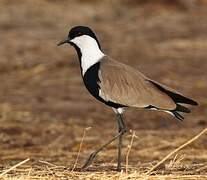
[0,0,207,179]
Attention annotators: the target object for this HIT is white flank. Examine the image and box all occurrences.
[70,35,105,75]
[112,107,125,114]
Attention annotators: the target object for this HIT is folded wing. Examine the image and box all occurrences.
[99,56,198,120]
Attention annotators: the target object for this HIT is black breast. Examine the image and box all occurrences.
[83,62,126,109]
[83,62,101,99]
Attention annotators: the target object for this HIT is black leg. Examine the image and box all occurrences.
[116,113,127,171]
[81,113,127,170]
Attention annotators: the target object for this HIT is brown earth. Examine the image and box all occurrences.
[0,0,207,179]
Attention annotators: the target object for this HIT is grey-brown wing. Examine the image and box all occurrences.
[98,57,177,110]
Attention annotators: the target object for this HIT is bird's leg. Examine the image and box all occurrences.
[81,131,125,170]
[81,114,127,170]
[116,113,127,171]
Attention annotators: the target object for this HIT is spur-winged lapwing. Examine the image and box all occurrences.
[57,26,198,171]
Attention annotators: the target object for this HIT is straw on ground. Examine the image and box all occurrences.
[0,158,30,178]
[146,127,207,175]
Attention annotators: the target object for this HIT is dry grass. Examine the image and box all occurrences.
[71,127,91,171]
[146,128,207,175]
[0,128,206,179]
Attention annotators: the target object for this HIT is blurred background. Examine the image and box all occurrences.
[0,0,206,174]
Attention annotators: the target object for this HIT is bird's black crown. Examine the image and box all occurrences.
[68,26,101,49]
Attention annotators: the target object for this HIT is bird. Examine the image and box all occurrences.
[57,26,198,171]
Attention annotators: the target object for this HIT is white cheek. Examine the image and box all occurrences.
[71,35,104,75]
[70,36,85,46]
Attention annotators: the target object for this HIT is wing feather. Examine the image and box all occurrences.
[99,56,176,110]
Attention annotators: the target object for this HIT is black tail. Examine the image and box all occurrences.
[148,80,198,106]
[176,104,191,113]
[171,111,184,121]
[169,104,190,121]
[148,80,198,121]
[146,104,189,121]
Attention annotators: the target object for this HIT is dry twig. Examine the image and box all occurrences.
[125,130,136,173]
[39,160,58,167]
[71,127,91,171]
[0,158,30,178]
[146,128,207,175]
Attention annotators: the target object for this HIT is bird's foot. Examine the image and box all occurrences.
[116,165,122,172]
[81,152,97,170]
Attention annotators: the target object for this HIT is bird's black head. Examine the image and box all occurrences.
[57,26,101,49]
[69,26,99,44]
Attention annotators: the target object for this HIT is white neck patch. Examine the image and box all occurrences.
[70,35,105,75]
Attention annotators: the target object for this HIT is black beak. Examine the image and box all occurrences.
[57,37,70,46]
